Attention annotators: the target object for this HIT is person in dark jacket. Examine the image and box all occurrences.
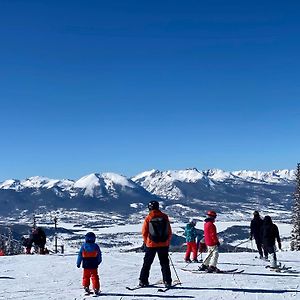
[77,232,102,295]
[250,211,268,259]
[31,227,46,254]
[184,218,198,263]
[261,216,281,268]
[21,236,33,254]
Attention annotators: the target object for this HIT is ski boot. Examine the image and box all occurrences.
[138,280,149,287]
[84,286,91,295]
[94,289,101,296]
[207,266,221,273]
[198,264,208,271]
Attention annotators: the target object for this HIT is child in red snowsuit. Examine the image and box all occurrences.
[77,232,102,295]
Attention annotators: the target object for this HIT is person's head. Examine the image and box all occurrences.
[85,232,96,243]
[253,211,260,217]
[264,215,272,224]
[148,200,159,211]
[189,218,197,226]
[207,210,217,219]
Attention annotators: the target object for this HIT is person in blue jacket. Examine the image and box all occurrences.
[77,232,102,295]
[184,218,198,263]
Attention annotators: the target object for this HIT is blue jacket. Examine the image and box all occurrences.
[185,223,197,242]
[77,242,102,269]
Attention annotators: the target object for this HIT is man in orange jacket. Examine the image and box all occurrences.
[139,201,172,288]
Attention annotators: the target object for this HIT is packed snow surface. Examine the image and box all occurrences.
[0,251,299,300]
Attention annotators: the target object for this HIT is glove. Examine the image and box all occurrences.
[77,264,80,268]
[278,242,282,250]
[249,236,253,240]
[216,241,220,247]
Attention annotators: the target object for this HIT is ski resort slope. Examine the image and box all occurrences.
[0,251,299,300]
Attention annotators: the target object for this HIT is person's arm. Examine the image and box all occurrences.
[97,245,102,265]
[141,217,149,244]
[211,223,219,245]
[76,245,83,268]
[275,226,281,249]
[167,217,172,244]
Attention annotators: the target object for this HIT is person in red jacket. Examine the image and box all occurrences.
[139,201,172,288]
[198,210,220,273]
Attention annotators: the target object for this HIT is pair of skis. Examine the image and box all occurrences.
[265,265,292,273]
[126,280,181,292]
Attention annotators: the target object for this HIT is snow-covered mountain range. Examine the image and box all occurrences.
[132,168,295,200]
[0,168,296,220]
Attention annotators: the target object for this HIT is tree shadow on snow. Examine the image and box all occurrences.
[219,262,263,267]
[238,272,300,277]
[169,286,300,294]
[99,292,194,298]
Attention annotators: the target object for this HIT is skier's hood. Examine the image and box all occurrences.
[264,215,273,225]
[186,223,194,229]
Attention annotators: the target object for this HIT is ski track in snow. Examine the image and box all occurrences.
[0,251,299,300]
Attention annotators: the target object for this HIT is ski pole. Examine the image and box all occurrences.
[168,254,181,284]
[233,239,250,252]
[202,245,217,266]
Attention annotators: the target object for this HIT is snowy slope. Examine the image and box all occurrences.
[0,251,299,300]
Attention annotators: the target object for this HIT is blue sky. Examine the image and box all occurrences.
[0,0,299,181]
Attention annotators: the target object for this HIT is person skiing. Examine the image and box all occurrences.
[184,218,198,263]
[261,216,281,268]
[139,200,172,288]
[250,211,268,259]
[198,210,220,273]
[77,232,102,295]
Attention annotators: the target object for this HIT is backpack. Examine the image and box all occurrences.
[148,217,169,243]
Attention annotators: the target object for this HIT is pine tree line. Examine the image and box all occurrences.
[291,163,300,251]
[0,228,23,255]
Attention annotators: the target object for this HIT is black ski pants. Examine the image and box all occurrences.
[139,246,172,285]
[255,238,268,258]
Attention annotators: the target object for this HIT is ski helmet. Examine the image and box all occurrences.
[253,211,259,216]
[189,218,197,225]
[85,232,96,243]
[148,200,159,211]
[207,210,217,218]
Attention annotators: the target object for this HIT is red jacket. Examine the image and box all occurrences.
[142,209,172,248]
[204,218,219,246]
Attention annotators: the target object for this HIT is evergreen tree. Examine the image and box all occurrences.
[291,163,300,251]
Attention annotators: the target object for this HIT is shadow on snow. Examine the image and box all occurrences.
[170,286,299,294]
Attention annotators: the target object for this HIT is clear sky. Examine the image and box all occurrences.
[0,0,299,181]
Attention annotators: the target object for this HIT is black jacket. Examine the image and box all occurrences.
[261,216,281,247]
[31,228,46,247]
[250,216,263,241]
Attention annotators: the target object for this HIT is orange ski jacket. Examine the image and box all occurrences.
[142,209,172,248]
